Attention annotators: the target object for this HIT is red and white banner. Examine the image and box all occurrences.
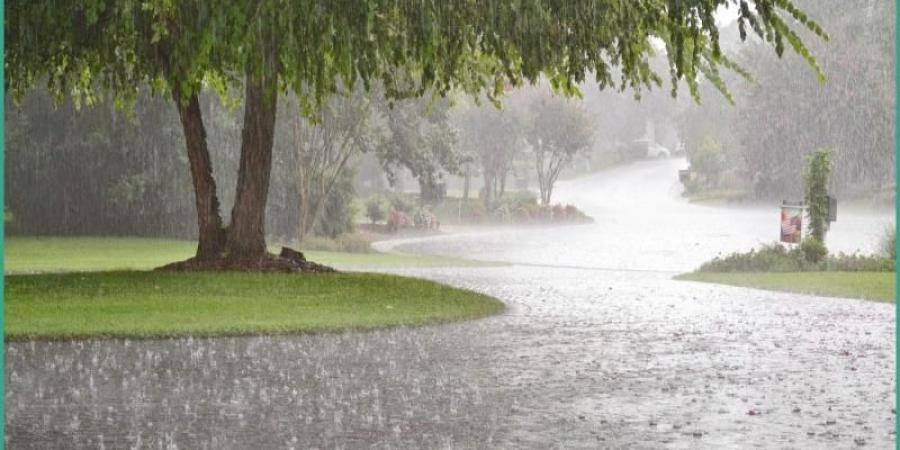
[780,206,803,243]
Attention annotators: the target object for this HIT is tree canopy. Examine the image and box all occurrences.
[7,0,826,109]
[677,0,891,201]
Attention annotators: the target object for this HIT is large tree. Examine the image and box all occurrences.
[6,0,826,269]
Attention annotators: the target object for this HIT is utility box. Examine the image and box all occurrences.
[827,196,837,222]
[678,169,690,184]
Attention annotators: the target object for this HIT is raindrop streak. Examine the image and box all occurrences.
[7,159,895,449]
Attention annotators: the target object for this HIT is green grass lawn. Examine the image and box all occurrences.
[5,271,504,340]
[4,237,504,340]
[4,236,488,274]
[675,271,895,303]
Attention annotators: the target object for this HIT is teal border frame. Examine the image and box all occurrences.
[895,0,900,446]
[1,0,6,447]
[895,0,899,446]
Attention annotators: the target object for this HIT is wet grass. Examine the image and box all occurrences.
[4,236,488,274]
[676,271,895,303]
[5,237,504,340]
[5,271,505,340]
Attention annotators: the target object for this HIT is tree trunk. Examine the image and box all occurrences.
[463,164,471,200]
[226,75,278,261]
[173,90,225,260]
[419,179,431,204]
[482,171,494,209]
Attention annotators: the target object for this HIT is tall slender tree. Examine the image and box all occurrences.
[524,95,594,205]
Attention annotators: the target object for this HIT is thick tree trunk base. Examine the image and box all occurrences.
[156,247,337,273]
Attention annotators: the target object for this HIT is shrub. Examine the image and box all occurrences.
[365,197,386,224]
[430,194,591,225]
[505,190,538,206]
[464,202,487,223]
[825,252,895,272]
[513,205,532,221]
[687,136,727,188]
[389,194,415,213]
[387,209,413,232]
[493,203,512,223]
[551,204,565,221]
[412,208,438,229]
[312,170,357,238]
[699,243,805,273]
[800,237,827,263]
[697,241,894,273]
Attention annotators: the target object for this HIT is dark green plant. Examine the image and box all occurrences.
[365,197,386,224]
[800,236,828,264]
[697,242,894,273]
[804,149,832,245]
[312,169,357,239]
[699,243,806,273]
[389,194,415,214]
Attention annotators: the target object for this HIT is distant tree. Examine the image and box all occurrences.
[284,86,383,244]
[7,0,826,269]
[455,101,522,209]
[685,0,893,200]
[524,96,594,205]
[688,136,729,189]
[365,197,386,225]
[5,90,195,237]
[375,96,463,203]
[312,168,358,239]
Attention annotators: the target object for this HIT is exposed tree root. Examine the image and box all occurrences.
[156,247,337,273]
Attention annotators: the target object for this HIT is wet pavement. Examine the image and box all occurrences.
[6,159,896,449]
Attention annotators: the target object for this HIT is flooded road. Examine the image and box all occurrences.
[7,159,895,449]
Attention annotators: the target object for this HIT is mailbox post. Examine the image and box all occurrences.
[827,195,837,225]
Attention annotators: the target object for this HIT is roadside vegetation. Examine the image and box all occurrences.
[679,147,895,303]
[693,242,895,274]
[363,191,592,230]
[679,230,895,303]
